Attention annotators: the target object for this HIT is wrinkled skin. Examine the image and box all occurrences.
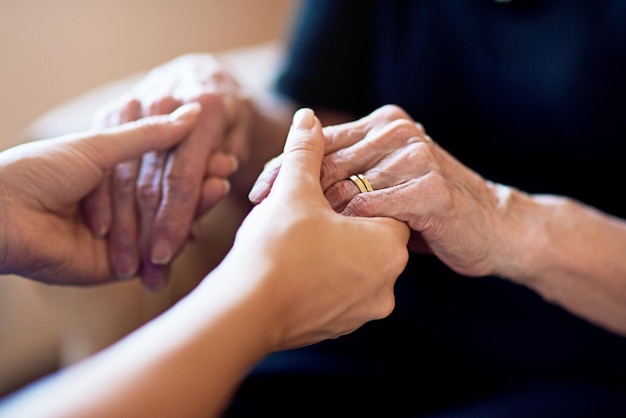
[0,105,202,284]
[251,105,506,278]
[83,54,250,290]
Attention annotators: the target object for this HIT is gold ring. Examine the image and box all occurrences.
[349,174,374,193]
[357,174,374,192]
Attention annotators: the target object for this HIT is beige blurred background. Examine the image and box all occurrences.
[0,0,294,147]
[0,0,294,399]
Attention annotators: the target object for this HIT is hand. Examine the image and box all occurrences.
[0,103,201,285]
[0,108,409,418]
[217,108,410,350]
[83,53,249,290]
[252,104,503,278]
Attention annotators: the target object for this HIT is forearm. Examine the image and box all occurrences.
[494,186,626,335]
[0,269,275,418]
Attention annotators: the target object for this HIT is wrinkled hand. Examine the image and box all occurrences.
[218,108,410,350]
[0,104,200,285]
[251,105,505,278]
[83,53,251,290]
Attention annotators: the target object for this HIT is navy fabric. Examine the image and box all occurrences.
[225,1,626,416]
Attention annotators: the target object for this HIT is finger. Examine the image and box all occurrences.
[220,94,253,160]
[135,97,182,291]
[148,98,225,269]
[191,152,237,219]
[320,119,424,190]
[140,262,171,293]
[342,183,418,224]
[137,149,168,288]
[195,177,231,219]
[82,180,112,237]
[270,108,325,199]
[248,153,283,204]
[109,158,141,280]
[107,105,140,283]
[324,140,427,212]
[321,104,412,153]
[324,176,365,213]
[102,103,199,280]
[75,103,202,170]
[343,185,423,257]
[105,98,144,281]
[248,108,367,204]
[206,152,238,178]
[135,97,183,217]
[81,98,140,237]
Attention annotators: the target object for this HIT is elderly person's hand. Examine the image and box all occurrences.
[0,108,411,418]
[82,53,248,290]
[251,104,507,279]
[0,104,200,285]
[219,108,411,350]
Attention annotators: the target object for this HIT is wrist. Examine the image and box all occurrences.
[487,183,550,284]
[194,252,280,355]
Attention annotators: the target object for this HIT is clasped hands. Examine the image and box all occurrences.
[83,54,508,290]
[253,104,507,279]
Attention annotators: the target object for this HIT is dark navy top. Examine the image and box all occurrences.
[225,1,626,416]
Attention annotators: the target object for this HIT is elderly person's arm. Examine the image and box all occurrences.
[253,104,626,337]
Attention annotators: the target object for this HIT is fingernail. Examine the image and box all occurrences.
[170,102,201,121]
[248,178,266,203]
[114,253,137,280]
[151,239,172,265]
[293,108,315,129]
[229,154,239,173]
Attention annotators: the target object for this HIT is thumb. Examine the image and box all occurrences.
[72,102,201,170]
[271,108,325,196]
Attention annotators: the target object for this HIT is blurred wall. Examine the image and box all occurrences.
[0,0,294,398]
[0,0,294,148]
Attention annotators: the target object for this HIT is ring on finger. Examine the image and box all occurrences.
[348,173,374,193]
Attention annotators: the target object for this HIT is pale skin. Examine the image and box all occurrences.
[0,108,410,417]
[253,104,626,337]
[83,54,260,289]
[89,53,626,334]
[82,53,353,290]
[0,103,211,283]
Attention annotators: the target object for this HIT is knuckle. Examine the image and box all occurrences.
[389,142,433,172]
[376,104,410,121]
[112,166,137,198]
[122,97,142,115]
[324,182,350,210]
[136,183,161,211]
[387,118,423,140]
[197,93,226,115]
[414,121,426,135]
[147,96,179,115]
[164,169,198,198]
[422,172,455,210]
[320,155,341,183]
[377,295,396,319]
[348,193,375,215]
